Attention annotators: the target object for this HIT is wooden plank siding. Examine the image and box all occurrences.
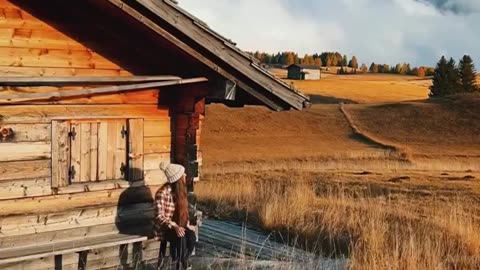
[0,104,169,123]
[0,1,205,269]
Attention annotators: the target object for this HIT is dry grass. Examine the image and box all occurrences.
[345,95,480,157]
[286,74,431,104]
[202,95,480,172]
[197,171,480,269]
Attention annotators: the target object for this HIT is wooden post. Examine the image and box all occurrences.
[171,84,207,192]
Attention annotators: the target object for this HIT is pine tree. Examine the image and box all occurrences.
[430,56,461,97]
[458,55,479,93]
[446,57,461,95]
[342,55,348,67]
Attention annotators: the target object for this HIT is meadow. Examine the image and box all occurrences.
[197,72,480,269]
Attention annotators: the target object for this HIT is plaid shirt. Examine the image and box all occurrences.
[154,185,175,241]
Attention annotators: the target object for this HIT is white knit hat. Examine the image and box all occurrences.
[159,162,185,183]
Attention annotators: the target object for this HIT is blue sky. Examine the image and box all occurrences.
[180,0,480,67]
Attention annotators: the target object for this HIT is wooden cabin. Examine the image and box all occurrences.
[0,0,309,269]
[287,64,322,80]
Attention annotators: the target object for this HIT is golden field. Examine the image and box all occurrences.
[197,73,480,269]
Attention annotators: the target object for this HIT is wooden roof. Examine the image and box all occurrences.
[107,0,310,111]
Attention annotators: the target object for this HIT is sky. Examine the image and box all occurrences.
[179,0,480,67]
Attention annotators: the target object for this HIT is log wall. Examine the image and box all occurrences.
[0,1,203,268]
[0,104,172,269]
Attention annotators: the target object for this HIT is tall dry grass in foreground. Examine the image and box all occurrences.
[196,172,480,270]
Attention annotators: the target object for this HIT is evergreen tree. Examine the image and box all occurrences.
[342,55,348,67]
[430,56,461,97]
[458,55,479,93]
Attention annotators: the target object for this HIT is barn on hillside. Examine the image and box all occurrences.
[0,0,310,269]
[287,64,322,80]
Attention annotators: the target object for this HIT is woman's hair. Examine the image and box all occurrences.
[171,175,189,228]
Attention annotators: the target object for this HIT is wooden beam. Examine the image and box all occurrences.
[0,75,182,86]
[0,77,208,103]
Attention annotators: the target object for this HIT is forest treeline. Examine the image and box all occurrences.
[251,51,434,77]
[430,55,479,97]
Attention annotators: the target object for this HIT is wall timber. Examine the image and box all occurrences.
[0,0,208,268]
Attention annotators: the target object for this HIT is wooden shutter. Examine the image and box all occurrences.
[69,122,101,183]
[69,123,81,183]
[97,120,127,181]
[127,119,144,181]
[51,120,70,188]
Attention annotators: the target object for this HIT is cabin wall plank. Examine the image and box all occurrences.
[0,142,50,162]
[144,153,170,171]
[0,185,159,217]
[144,120,171,137]
[0,178,51,200]
[0,105,169,123]
[0,159,50,182]
[0,66,130,77]
[0,203,154,239]
[144,137,171,154]
[0,123,50,142]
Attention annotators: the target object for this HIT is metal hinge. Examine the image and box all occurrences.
[68,165,76,181]
[121,125,128,139]
[120,162,126,176]
[68,126,77,141]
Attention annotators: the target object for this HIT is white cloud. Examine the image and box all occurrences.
[179,0,480,66]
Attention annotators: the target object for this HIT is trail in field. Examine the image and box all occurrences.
[193,219,347,270]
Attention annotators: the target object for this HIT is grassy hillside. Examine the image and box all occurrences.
[201,104,388,172]
[346,95,480,157]
[198,74,480,269]
[202,96,480,172]
[288,74,431,103]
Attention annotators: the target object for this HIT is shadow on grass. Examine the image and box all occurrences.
[198,199,352,260]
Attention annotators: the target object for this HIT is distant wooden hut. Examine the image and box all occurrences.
[0,0,309,269]
[287,64,322,80]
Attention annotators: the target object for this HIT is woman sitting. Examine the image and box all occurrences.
[155,162,196,270]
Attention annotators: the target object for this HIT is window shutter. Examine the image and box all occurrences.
[98,120,127,181]
[70,123,81,183]
[127,119,144,181]
[52,120,70,188]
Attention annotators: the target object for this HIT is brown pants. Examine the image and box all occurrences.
[158,228,196,270]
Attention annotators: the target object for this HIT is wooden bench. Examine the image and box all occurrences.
[0,233,148,269]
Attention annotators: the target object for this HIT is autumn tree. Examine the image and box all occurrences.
[360,63,368,73]
[417,66,426,77]
[314,57,323,67]
[285,52,295,66]
[458,55,479,93]
[369,62,379,73]
[349,56,359,70]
